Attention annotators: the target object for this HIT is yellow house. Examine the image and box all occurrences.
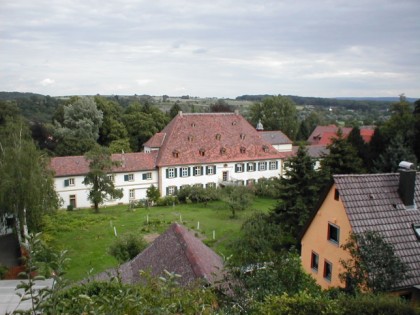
[301,164,420,302]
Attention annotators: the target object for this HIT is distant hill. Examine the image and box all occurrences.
[0,91,45,100]
[336,97,418,103]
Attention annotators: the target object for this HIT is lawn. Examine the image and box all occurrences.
[44,197,276,281]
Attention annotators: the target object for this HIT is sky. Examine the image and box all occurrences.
[1,0,420,99]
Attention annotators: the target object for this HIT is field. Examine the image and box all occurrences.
[44,198,276,281]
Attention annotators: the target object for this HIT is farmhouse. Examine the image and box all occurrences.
[300,162,420,302]
[51,111,292,209]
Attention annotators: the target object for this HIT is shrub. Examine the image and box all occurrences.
[108,233,148,263]
[156,195,179,206]
[0,264,8,279]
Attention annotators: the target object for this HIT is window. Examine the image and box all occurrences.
[193,166,203,176]
[181,167,190,177]
[64,178,75,187]
[142,172,152,180]
[129,189,135,200]
[328,223,340,245]
[262,145,269,152]
[206,182,216,188]
[220,147,226,155]
[235,163,244,173]
[107,174,115,182]
[324,260,332,281]
[172,150,179,158]
[259,162,267,171]
[124,174,134,182]
[222,171,228,181]
[334,189,340,201]
[240,146,246,154]
[194,183,204,188]
[269,161,278,170]
[215,133,221,140]
[246,179,255,186]
[240,133,246,140]
[167,186,177,195]
[166,168,177,178]
[199,148,205,156]
[206,165,216,175]
[311,252,319,272]
[237,180,245,186]
[412,224,420,240]
[247,163,256,172]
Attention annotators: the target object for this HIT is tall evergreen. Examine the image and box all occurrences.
[413,99,420,162]
[271,145,322,245]
[347,126,369,169]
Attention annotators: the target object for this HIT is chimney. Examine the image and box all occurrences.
[179,111,183,117]
[398,161,416,209]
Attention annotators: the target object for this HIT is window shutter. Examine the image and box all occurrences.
[206,166,209,175]
[276,161,279,169]
[235,164,238,172]
[64,179,69,187]
[200,166,203,175]
[166,187,169,195]
[188,167,191,176]
[213,166,216,174]
[166,169,169,178]
[124,174,128,181]
[174,168,178,177]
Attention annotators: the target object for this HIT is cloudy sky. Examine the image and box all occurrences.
[1,0,419,98]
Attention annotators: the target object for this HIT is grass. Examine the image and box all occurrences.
[44,197,276,282]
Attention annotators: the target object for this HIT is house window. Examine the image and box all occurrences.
[324,260,332,281]
[69,195,76,208]
[206,165,216,175]
[222,171,228,181]
[237,180,245,186]
[193,166,203,176]
[259,162,267,171]
[246,179,255,186]
[206,182,216,188]
[334,189,339,201]
[142,172,152,180]
[311,252,319,272]
[180,184,190,190]
[269,161,278,170]
[194,183,204,188]
[124,174,134,182]
[235,163,244,173]
[64,178,75,187]
[328,223,340,245]
[240,146,246,154]
[247,163,256,172]
[166,168,177,178]
[107,174,115,182]
[167,186,177,196]
[129,189,135,200]
[181,167,190,177]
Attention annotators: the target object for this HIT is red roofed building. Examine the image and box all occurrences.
[307,125,353,145]
[51,111,293,209]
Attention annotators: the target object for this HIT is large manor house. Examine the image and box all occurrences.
[51,111,293,209]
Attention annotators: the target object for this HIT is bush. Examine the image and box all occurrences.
[177,186,219,204]
[108,233,148,263]
[156,195,179,206]
[0,264,8,279]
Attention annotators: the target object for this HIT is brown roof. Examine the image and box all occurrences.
[292,145,329,158]
[153,112,288,167]
[91,223,224,286]
[334,172,420,289]
[143,132,166,148]
[50,151,158,177]
[307,125,353,145]
[259,131,292,145]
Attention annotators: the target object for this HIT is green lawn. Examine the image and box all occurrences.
[45,197,276,282]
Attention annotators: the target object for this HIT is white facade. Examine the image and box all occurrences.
[55,170,158,209]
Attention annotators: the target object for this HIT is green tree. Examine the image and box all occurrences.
[0,122,59,239]
[347,126,370,169]
[146,185,160,205]
[321,129,364,176]
[413,99,420,161]
[373,134,417,172]
[108,233,147,263]
[339,231,409,293]
[271,145,322,245]
[223,186,254,218]
[296,111,325,141]
[249,95,299,139]
[83,145,123,213]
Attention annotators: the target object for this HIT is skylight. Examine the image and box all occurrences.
[412,224,420,240]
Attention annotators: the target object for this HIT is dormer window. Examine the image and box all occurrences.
[220,147,226,155]
[188,135,194,142]
[262,145,269,152]
[413,224,420,240]
[232,121,237,126]
[215,133,221,140]
[172,150,179,158]
[240,146,246,154]
[199,148,205,156]
[191,123,196,127]
[240,133,246,140]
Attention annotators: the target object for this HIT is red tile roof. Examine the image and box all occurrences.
[50,151,158,177]
[360,127,375,143]
[307,125,352,145]
[143,132,166,148]
[154,112,288,167]
[89,223,224,286]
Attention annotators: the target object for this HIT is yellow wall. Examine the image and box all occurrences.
[301,184,352,289]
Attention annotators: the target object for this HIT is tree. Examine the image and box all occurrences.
[209,99,234,112]
[413,99,420,161]
[169,103,181,119]
[271,145,322,245]
[146,185,160,205]
[108,233,147,263]
[321,129,364,176]
[340,231,409,293]
[249,95,299,140]
[347,126,370,169]
[83,145,123,213]
[223,186,254,218]
[0,122,59,240]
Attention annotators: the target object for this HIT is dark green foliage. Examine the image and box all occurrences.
[0,264,8,279]
[271,145,322,244]
[83,145,123,212]
[146,185,160,204]
[413,99,420,162]
[156,195,179,206]
[340,231,409,293]
[108,233,147,263]
[253,177,281,198]
[177,186,219,204]
[347,126,370,169]
[321,128,365,176]
[249,95,299,139]
[169,102,181,118]
[209,99,234,112]
[222,186,254,218]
